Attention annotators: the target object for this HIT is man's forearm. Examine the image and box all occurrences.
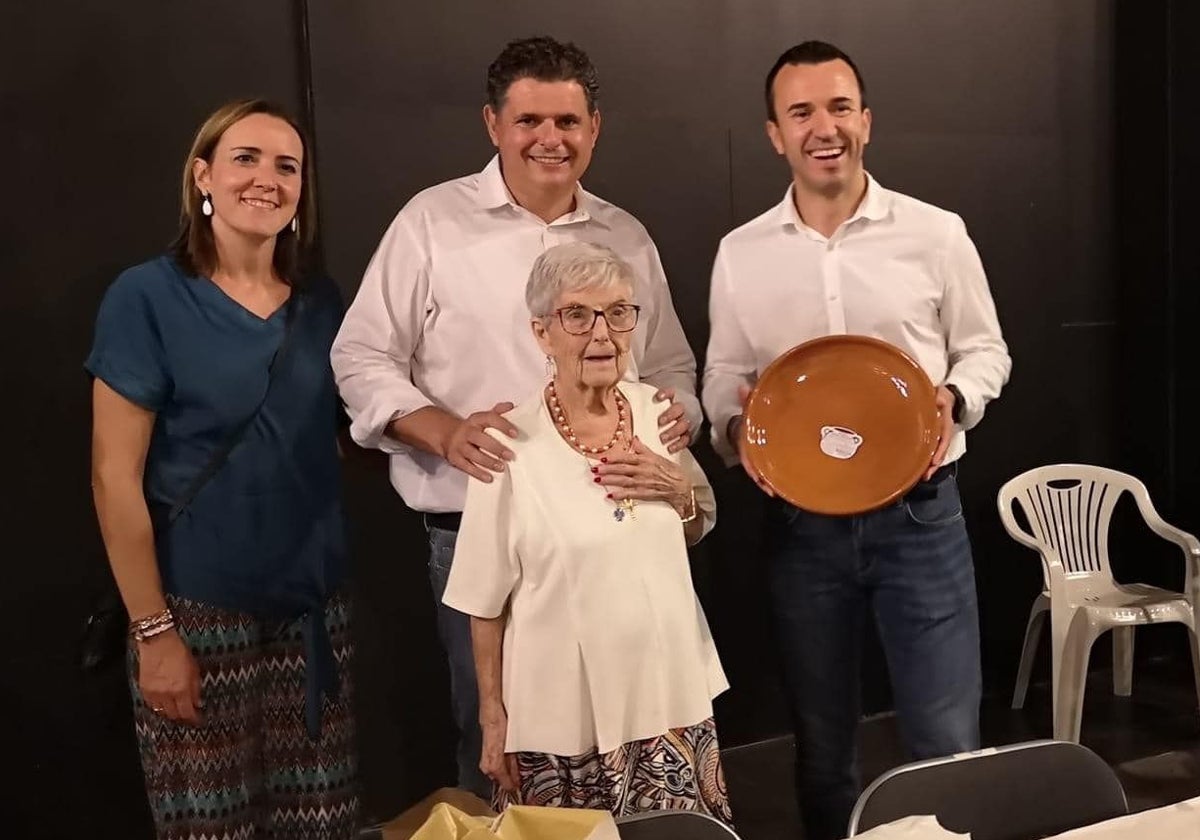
[386,405,461,459]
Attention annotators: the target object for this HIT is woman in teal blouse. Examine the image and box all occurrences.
[87,99,357,839]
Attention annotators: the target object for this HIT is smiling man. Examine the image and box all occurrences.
[702,41,1011,840]
[331,36,699,797]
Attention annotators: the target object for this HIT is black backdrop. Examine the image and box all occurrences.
[4,2,1198,836]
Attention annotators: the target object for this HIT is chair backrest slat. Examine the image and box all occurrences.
[999,465,1137,586]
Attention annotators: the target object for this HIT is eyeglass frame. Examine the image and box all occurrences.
[545,303,643,335]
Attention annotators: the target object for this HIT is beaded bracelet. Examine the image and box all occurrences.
[129,609,176,643]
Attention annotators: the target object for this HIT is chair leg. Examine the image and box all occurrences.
[1187,623,1200,714]
[1012,596,1049,709]
[1112,625,1135,697]
[1052,610,1094,743]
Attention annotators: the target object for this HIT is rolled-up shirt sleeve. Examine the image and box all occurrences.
[636,241,702,437]
[331,209,435,453]
[702,246,757,465]
[938,215,1012,431]
[85,270,172,411]
[442,438,519,619]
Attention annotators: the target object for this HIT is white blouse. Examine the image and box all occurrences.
[442,381,728,756]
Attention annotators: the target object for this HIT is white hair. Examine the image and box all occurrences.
[525,241,637,317]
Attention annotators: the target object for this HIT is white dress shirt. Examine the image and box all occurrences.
[442,382,728,755]
[703,174,1011,465]
[332,156,700,513]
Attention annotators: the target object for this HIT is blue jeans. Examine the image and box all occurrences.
[427,525,491,798]
[766,470,981,840]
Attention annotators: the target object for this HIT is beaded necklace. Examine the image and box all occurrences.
[546,380,638,521]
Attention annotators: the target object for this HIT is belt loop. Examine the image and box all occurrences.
[424,511,464,532]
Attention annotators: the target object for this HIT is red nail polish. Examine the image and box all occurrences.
[606,493,613,499]
[594,476,602,483]
[591,466,598,473]
[600,457,608,463]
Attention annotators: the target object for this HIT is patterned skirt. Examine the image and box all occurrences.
[130,593,359,839]
[493,717,733,825]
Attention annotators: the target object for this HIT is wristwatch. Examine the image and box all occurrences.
[945,383,965,425]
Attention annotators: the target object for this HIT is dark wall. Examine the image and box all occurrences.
[10,1,1188,836]
[2,3,304,837]
[1110,2,1200,654]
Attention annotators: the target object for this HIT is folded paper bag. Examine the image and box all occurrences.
[381,788,496,840]
[410,803,620,840]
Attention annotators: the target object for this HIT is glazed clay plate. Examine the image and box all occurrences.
[743,335,939,515]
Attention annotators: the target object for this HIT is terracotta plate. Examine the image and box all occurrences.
[743,335,940,515]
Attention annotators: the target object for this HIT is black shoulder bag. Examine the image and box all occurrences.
[80,296,300,671]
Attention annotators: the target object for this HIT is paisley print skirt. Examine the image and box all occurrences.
[492,716,732,826]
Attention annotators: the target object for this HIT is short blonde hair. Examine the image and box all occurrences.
[169,99,317,285]
[525,242,636,317]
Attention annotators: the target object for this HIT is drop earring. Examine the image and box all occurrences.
[200,194,213,217]
[545,355,557,379]
[290,215,298,233]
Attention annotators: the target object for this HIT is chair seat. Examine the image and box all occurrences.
[1073,583,1193,624]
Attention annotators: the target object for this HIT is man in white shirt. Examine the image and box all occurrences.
[331,36,700,796]
[703,41,1011,840]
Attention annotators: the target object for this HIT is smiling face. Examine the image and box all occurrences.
[766,59,871,198]
[533,280,635,392]
[483,77,600,207]
[193,112,303,243]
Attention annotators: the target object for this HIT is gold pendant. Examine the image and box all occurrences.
[613,497,637,522]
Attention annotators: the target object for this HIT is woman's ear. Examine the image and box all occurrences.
[531,317,554,356]
[192,157,211,194]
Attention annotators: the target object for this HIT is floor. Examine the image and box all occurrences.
[722,657,1200,840]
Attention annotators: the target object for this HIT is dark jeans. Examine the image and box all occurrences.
[766,470,981,840]
[427,524,491,798]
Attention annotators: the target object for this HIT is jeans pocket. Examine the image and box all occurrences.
[427,526,458,577]
[904,479,964,526]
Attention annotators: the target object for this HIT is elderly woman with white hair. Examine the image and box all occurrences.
[441,241,731,822]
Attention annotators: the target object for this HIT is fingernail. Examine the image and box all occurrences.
[606,493,613,499]
[600,457,607,463]
[594,476,602,483]
[590,466,598,473]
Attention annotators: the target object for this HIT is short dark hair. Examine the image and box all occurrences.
[764,40,867,121]
[486,36,600,114]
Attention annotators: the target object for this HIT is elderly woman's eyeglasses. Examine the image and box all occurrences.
[551,304,642,336]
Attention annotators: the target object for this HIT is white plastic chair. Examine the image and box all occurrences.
[996,464,1200,743]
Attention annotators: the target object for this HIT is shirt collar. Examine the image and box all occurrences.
[777,171,891,232]
[476,155,514,209]
[476,155,597,225]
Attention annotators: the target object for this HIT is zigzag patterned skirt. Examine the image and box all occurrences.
[130,593,359,839]
[493,717,733,826]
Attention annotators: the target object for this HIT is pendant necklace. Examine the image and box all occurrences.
[546,380,637,521]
